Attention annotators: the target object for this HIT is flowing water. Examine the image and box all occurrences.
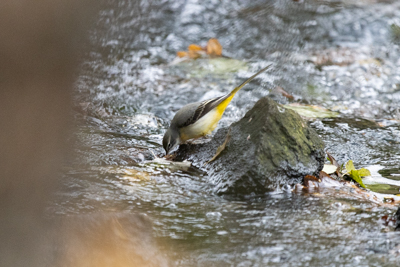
[52,0,400,265]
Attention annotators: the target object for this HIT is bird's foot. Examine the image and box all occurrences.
[164,153,177,161]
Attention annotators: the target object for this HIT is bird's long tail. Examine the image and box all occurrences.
[229,64,272,96]
[214,64,272,117]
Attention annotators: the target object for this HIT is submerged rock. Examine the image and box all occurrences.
[175,97,325,195]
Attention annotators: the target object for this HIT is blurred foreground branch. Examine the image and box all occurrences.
[0,1,95,266]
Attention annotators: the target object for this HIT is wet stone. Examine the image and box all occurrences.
[395,206,400,231]
[175,97,325,195]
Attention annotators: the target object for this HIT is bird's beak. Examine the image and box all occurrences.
[165,144,179,156]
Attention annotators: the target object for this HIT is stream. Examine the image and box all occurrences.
[51,0,400,266]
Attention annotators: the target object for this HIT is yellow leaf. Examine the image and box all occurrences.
[345,160,356,173]
[350,169,366,189]
[358,168,371,177]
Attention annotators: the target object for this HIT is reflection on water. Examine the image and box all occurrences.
[54,0,400,266]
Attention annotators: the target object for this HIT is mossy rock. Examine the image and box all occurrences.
[175,97,325,195]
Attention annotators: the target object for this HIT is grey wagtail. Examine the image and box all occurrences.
[163,64,271,154]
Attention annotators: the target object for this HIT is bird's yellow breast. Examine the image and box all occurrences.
[179,94,235,142]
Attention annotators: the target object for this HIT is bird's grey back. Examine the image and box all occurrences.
[171,101,203,128]
[171,94,228,128]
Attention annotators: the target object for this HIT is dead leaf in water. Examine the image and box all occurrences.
[381,214,396,227]
[177,51,188,58]
[304,175,320,187]
[206,38,223,57]
[173,38,223,63]
[272,86,294,100]
[188,50,202,59]
[176,50,202,59]
[326,151,340,168]
[188,44,203,52]
[383,197,395,203]
[319,171,333,180]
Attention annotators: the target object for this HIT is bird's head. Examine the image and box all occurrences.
[163,126,180,155]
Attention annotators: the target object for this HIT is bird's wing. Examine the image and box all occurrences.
[175,64,272,128]
[180,94,228,127]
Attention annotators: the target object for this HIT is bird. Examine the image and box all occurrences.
[163,64,271,155]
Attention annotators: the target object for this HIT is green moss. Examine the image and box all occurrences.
[366,183,399,194]
[391,23,400,42]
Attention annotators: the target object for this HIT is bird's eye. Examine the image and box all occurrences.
[168,143,172,148]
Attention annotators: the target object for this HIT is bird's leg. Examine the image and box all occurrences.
[203,134,213,140]
[164,153,177,161]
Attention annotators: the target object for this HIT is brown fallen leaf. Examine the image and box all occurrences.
[173,38,223,63]
[384,197,395,203]
[188,44,204,52]
[176,51,188,58]
[326,152,339,168]
[272,86,294,100]
[381,215,396,227]
[205,128,231,165]
[319,171,334,180]
[188,50,202,59]
[206,38,222,57]
[304,175,320,187]
[177,49,203,59]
